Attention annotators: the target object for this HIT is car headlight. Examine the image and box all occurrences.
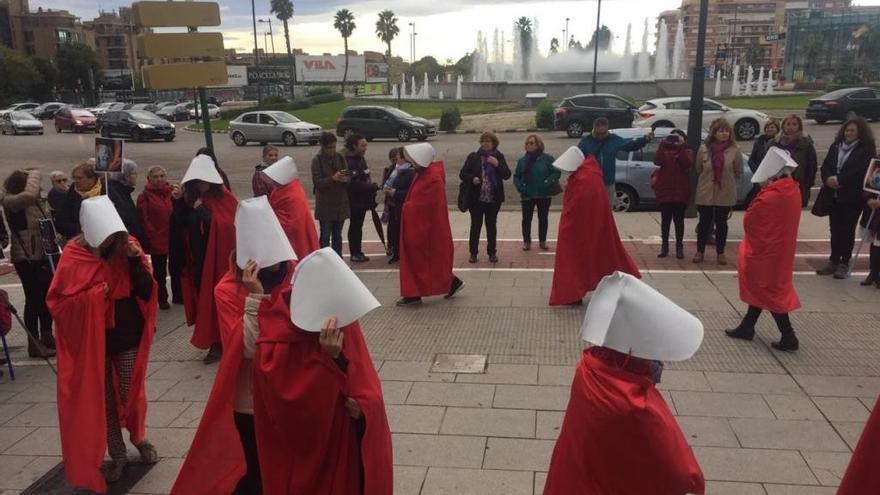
[75,120,82,125]
[138,123,154,129]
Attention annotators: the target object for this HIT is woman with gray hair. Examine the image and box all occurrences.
[107,159,147,247]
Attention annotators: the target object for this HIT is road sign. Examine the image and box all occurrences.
[142,61,227,90]
[137,33,225,59]
[132,1,221,28]
[765,33,786,43]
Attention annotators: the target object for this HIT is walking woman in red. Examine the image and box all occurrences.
[253,155,320,257]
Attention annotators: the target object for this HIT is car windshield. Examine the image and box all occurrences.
[72,110,93,117]
[128,110,163,123]
[12,112,34,120]
[268,112,300,123]
[385,107,415,119]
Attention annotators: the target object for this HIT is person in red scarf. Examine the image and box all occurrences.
[137,165,173,310]
[837,395,880,494]
[725,148,802,351]
[397,143,464,306]
[252,155,320,257]
[46,196,158,493]
[545,271,705,495]
[549,147,641,306]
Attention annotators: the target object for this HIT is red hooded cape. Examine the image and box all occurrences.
[253,286,393,495]
[46,237,157,494]
[136,183,172,255]
[837,396,880,494]
[191,189,239,349]
[549,159,641,305]
[269,180,320,258]
[544,348,705,495]
[399,162,454,298]
[738,177,801,314]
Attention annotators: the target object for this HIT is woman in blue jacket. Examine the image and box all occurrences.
[513,134,560,251]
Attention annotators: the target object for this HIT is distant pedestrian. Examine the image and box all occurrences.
[137,165,174,310]
[744,119,780,207]
[383,147,415,264]
[56,161,105,239]
[311,132,349,256]
[651,129,693,259]
[460,131,512,263]
[252,144,279,196]
[577,117,653,207]
[766,114,817,208]
[107,159,148,248]
[344,134,378,263]
[47,170,69,219]
[514,134,559,252]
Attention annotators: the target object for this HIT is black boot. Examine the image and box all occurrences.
[861,272,877,286]
[771,331,799,352]
[725,324,755,341]
[657,243,669,258]
[675,243,684,260]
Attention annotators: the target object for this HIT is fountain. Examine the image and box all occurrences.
[730,64,740,96]
[456,75,462,100]
[671,20,684,79]
[621,23,633,80]
[714,69,722,97]
[756,67,765,96]
[391,83,399,100]
[655,20,668,79]
[767,70,775,95]
[438,91,444,100]
[401,75,407,99]
[744,65,754,97]
[422,72,430,99]
[637,18,650,80]
[410,75,417,98]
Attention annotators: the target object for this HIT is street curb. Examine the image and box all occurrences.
[184,126,227,134]
[445,128,553,135]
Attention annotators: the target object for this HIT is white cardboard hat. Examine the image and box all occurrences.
[290,247,381,332]
[263,156,298,185]
[80,195,127,247]
[553,146,585,172]
[580,271,704,361]
[752,147,799,183]
[403,143,435,168]
[234,196,297,269]
[182,154,223,185]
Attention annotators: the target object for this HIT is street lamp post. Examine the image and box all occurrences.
[591,0,602,93]
[409,22,417,62]
[686,0,710,218]
[258,18,276,55]
[565,17,570,51]
[251,0,261,106]
[264,32,269,56]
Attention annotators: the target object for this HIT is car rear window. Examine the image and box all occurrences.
[849,90,877,100]
[638,103,657,111]
[820,88,864,100]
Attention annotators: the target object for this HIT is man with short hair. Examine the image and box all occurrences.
[577,117,654,207]
[251,145,279,196]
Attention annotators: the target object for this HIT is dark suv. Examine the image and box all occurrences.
[554,93,637,137]
[98,110,175,142]
[806,87,880,124]
[336,106,436,142]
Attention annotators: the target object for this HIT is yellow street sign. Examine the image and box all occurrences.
[132,1,221,28]
[137,33,225,60]
[142,61,228,90]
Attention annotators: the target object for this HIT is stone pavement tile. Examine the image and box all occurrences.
[407,383,495,408]
[493,385,569,411]
[801,451,851,487]
[704,481,766,494]
[3,427,59,456]
[693,446,817,484]
[147,360,217,381]
[167,401,206,428]
[510,294,550,308]
[387,405,446,434]
[145,427,196,458]
[657,370,711,392]
[380,361,456,383]
[812,397,871,422]
[536,411,564,440]
[146,379,181,401]
[0,404,32,426]
[831,421,865,451]
[538,365,573,386]
[535,472,547,495]
[860,396,876,410]
[392,433,485,468]
[128,457,183,494]
[705,372,804,395]
[440,407,535,438]
[421,467,534,495]
[729,418,849,452]
[483,438,555,471]
[456,364,538,385]
[5,383,55,403]
[394,466,427,495]
[762,485,836,495]
[672,392,775,418]
[146,401,192,428]
[4,403,56,428]
[659,390,677,415]
[156,376,214,402]
[676,417,740,448]
[763,395,824,420]
[0,455,60,490]
[381,381,413,405]
[794,375,880,397]
[0,427,35,454]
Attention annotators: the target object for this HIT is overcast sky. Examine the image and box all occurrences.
[56,0,880,62]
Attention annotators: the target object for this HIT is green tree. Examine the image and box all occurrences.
[409,56,443,81]
[742,40,764,68]
[0,46,40,104]
[333,9,356,92]
[586,25,613,52]
[514,17,533,80]
[55,43,101,92]
[271,0,297,100]
[30,57,57,101]
[549,37,559,56]
[453,52,473,79]
[375,10,399,58]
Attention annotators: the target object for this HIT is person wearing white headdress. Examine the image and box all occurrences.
[545,272,705,495]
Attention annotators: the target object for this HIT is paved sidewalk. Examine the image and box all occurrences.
[0,210,876,495]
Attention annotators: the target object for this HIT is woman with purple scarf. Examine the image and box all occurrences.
[766,114,817,208]
[460,132,512,263]
[513,134,560,251]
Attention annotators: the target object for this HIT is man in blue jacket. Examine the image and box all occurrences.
[577,117,654,208]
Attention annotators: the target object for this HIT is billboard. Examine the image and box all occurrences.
[100,69,133,90]
[247,56,366,84]
[366,62,389,82]
[210,65,247,88]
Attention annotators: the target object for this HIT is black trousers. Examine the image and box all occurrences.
[233,412,262,495]
[13,260,53,341]
[870,244,880,275]
[469,202,501,256]
[151,255,169,303]
[696,206,731,254]
[521,198,551,244]
[659,202,686,247]
[829,202,863,265]
[348,207,369,256]
[741,305,794,335]
[387,207,402,257]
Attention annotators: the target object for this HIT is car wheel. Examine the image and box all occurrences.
[282,131,297,146]
[417,136,429,141]
[55,125,61,133]
[814,119,827,125]
[614,185,638,213]
[342,128,354,139]
[566,120,584,138]
[232,131,248,146]
[309,141,318,146]
[397,127,411,142]
[654,120,675,128]
[845,110,858,120]
[164,136,175,142]
[734,119,759,141]
[131,129,142,142]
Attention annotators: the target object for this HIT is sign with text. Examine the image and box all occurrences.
[209,65,248,88]
[247,56,366,84]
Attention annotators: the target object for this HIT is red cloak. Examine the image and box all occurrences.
[837,396,880,494]
[544,347,705,495]
[191,189,239,349]
[253,286,393,495]
[269,180,320,258]
[399,162,454,298]
[738,177,801,314]
[46,237,157,494]
[136,183,172,256]
[549,159,641,305]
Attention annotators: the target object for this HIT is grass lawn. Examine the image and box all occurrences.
[715,93,820,111]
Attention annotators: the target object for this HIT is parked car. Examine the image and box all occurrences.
[608,128,753,212]
[98,110,175,142]
[229,111,322,147]
[336,106,436,142]
[125,103,159,113]
[190,104,220,119]
[805,87,880,124]
[154,101,178,109]
[55,107,98,133]
[634,97,767,141]
[156,103,191,122]
[30,102,66,120]
[3,102,40,113]
[553,93,637,138]
[0,111,44,135]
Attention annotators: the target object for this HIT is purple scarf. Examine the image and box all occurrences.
[709,140,732,186]
[479,149,499,185]
[522,150,541,185]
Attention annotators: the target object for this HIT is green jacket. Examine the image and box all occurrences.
[513,152,561,199]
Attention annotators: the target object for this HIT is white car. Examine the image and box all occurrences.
[89,102,126,116]
[1,111,44,135]
[189,104,221,119]
[634,97,768,141]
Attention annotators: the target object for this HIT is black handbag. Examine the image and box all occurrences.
[457,180,469,213]
[811,186,834,217]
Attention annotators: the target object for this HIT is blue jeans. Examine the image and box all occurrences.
[319,220,344,256]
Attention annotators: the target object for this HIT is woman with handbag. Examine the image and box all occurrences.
[650,129,693,259]
[460,132,512,263]
[513,134,560,251]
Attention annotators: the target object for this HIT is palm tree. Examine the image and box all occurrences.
[549,37,559,56]
[334,9,356,93]
[375,10,399,90]
[514,17,532,80]
[270,0,296,100]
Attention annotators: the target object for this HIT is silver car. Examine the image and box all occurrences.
[610,128,753,212]
[0,111,44,135]
[229,111,322,147]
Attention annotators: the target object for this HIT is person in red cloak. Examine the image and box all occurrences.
[545,272,705,495]
[837,395,880,494]
[46,196,158,493]
[725,149,802,351]
[253,155,320,257]
[396,142,464,306]
[136,165,173,310]
[549,147,641,306]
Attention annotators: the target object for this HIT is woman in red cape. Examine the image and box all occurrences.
[266,178,320,257]
[46,234,157,493]
[837,395,880,494]
[549,156,640,305]
[253,284,393,494]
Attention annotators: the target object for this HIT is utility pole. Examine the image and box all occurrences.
[565,17,570,51]
[685,0,709,218]
[591,0,602,93]
[251,0,261,106]
[259,18,275,55]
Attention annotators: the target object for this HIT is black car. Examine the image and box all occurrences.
[98,110,175,142]
[554,93,637,138]
[336,106,436,142]
[30,102,66,120]
[806,87,880,124]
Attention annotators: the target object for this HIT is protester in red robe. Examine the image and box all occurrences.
[545,272,705,495]
[253,156,320,257]
[549,147,641,306]
[137,165,173,310]
[726,148,802,351]
[47,196,158,493]
[837,395,880,494]
[397,143,464,306]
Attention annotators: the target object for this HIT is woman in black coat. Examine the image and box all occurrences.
[460,131,512,263]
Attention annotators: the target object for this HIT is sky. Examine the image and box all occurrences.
[52,0,880,63]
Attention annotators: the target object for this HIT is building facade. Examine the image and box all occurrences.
[82,8,140,72]
[0,1,85,60]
